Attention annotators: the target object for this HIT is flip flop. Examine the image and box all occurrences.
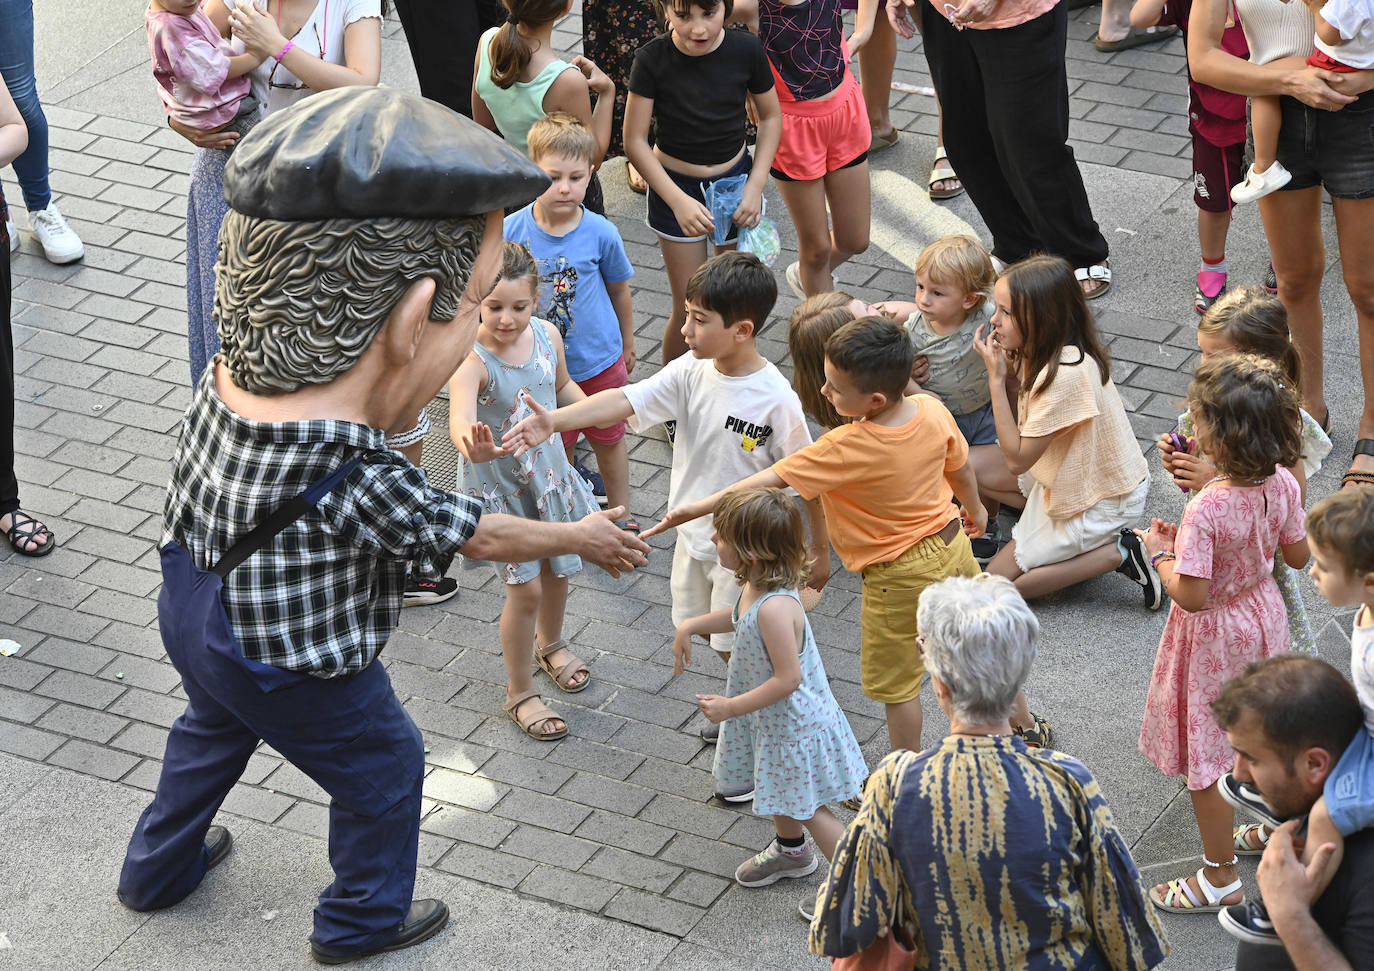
[869,129,899,153]
[928,146,964,201]
[1094,25,1178,52]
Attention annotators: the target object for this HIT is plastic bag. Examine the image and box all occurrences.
[702,173,748,247]
[739,209,781,267]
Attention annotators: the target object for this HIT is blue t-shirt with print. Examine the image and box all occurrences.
[504,205,635,382]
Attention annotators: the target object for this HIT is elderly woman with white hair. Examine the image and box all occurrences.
[809,574,1169,970]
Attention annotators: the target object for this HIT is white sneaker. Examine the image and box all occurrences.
[29,202,84,264]
[785,261,805,300]
[5,218,15,254]
[1230,161,1292,205]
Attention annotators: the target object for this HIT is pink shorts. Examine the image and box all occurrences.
[561,357,629,448]
[770,71,871,183]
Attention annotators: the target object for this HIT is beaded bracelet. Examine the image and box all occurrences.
[1150,550,1176,568]
[274,40,295,63]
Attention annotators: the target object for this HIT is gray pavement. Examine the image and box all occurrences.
[0,3,1365,969]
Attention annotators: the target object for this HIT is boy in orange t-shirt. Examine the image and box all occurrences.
[645,316,985,753]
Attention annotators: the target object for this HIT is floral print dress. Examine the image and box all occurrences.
[1139,469,1307,789]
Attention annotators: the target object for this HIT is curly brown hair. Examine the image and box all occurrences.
[711,488,810,591]
[1188,355,1302,480]
[787,292,856,430]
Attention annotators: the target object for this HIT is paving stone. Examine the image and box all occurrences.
[424,766,510,812]
[660,833,753,880]
[0,722,66,760]
[604,686,698,730]
[108,687,188,728]
[22,637,116,674]
[499,822,601,869]
[637,793,738,840]
[122,758,163,792]
[388,662,468,705]
[420,803,518,848]
[604,888,705,937]
[609,720,704,765]
[79,588,159,626]
[47,738,139,780]
[433,842,536,889]
[0,655,54,691]
[480,750,578,795]
[547,736,646,781]
[35,702,129,743]
[220,783,294,824]
[517,863,619,912]
[666,871,731,908]
[557,771,657,817]
[493,787,594,833]
[262,762,330,804]
[92,620,166,661]
[32,668,125,708]
[0,683,57,722]
[109,721,175,759]
[582,846,684,894]
[575,809,675,856]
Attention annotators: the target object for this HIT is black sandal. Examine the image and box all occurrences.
[1014,713,1054,749]
[3,510,55,557]
[1341,440,1374,489]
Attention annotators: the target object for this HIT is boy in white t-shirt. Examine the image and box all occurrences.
[503,252,828,764]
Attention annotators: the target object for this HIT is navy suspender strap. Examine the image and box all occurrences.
[210,455,365,580]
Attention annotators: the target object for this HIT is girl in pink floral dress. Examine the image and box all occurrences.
[1137,354,1310,919]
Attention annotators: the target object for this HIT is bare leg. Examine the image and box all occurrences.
[660,237,710,364]
[590,438,630,513]
[1250,96,1282,173]
[1198,208,1230,264]
[532,564,585,689]
[824,161,872,273]
[1332,195,1374,475]
[501,576,551,710]
[967,442,1011,518]
[800,806,845,860]
[857,11,896,139]
[776,176,835,296]
[1152,782,1243,904]
[885,697,923,753]
[1007,540,1124,600]
[1258,188,1325,423]
[1096,0,1132,44]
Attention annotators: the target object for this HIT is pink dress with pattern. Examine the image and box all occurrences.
[1139,469,1306,790]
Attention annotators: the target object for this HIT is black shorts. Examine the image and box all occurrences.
[1276,90,1374,200]
[645,151,751,242]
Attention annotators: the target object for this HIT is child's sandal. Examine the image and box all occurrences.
[535,639,591,693]
[1149,862,1243,914]
[503,690,567,740]
[1233,823,1271,856]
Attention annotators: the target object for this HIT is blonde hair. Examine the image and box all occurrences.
[1197,287,1303,395]
[788,291,856,430]
[914,234,995,311]
[711,488,810,591]
[526,111,597,166]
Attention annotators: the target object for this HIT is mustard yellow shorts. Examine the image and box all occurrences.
[859,525,979,704]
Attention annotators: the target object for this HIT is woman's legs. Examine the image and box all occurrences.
[968,442,1018,514]
[660,237,710,364]
[1332,195,1374,474]
[857,10,897,141]
[1259,188,1325,420]
[989,538,1124,600]
[0,0,49,213]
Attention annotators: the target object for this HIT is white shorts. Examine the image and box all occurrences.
[1012,475,1149,572]
[670,534,742,655]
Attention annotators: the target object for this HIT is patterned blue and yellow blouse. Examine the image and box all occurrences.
[810,739,1169,970]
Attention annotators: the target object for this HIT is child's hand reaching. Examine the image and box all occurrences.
[461,422,508,463]
[1168,449,1216,493]
[732,184,764,230]
[501,393,556,457]
[1137,518,1177,558]
[672,194,716,238]
[572,55,614,96]
[696,693,733,723]
[672,623,694,675]
[640,500,710,539]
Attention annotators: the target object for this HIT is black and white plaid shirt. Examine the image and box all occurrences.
[163,370,481,677]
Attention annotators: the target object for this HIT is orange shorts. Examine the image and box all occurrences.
[770,71,871,183]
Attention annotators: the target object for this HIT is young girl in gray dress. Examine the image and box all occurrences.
[450,242,599,741]
[673,487,866,921]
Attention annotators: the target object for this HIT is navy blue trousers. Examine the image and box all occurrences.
[118,544,424,953]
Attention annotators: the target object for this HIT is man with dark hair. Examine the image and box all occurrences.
[1210,655,1374,970]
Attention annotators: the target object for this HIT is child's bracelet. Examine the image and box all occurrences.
[274,40,295,63]
[1150,550,1176,568]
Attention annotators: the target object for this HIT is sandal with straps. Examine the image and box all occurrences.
[3,510,55,557]
[928,146,964,201]
[503,689,567,740]
[1341,439,1374,489]
[1234,822,1271,856]
[1150,859,1243,914]
[1075,260,1112,300]
[535,639,591,693]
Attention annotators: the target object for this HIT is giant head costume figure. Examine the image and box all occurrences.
[215,87,548,420]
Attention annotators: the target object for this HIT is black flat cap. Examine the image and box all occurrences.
[223,87,550,220]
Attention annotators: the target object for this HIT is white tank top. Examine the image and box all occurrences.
[1233,0,1314,64]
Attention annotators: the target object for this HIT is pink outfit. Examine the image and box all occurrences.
[1139,469,1306,790]
[925,0,1057,31]
[146,7,250,130]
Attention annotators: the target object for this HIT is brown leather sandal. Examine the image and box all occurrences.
[1341,440,1374,489]
[535,639,591,693]
[503,690,567,740]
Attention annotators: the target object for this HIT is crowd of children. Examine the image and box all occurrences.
[140,0,1374,955]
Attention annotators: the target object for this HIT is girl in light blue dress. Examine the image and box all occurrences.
[672,487,866,919]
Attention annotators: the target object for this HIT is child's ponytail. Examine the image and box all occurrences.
[489,0,568,89]
[1198,287,1303,396]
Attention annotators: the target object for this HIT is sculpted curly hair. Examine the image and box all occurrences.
[214,213,486,395]
[1188,354,1302,481]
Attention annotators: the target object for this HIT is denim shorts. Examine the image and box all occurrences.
[1276,90,1374,200]
[953,401,998,447]
[1324,726,1374,838]
[646,151,752,243]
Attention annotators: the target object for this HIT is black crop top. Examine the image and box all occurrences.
[628,29,775,166]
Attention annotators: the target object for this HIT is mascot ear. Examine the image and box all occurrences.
[382,278,438,365]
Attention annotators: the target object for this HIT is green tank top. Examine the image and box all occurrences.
[474,27,577,157]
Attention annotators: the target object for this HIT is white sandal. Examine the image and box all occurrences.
[1234,823,1271,856]
[1074,260,1112,300]
[1149,857,1243,914]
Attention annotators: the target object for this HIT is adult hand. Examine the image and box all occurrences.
[1289,66,1358,110]
[672,194,715,238]
[169,116,240,149]
[572,55,614,96]
[911,354,930,385]
[672,623,694,675]
[460,422,508,462]
[885,0,918,39]
[696,693,733,723]
[578,506,651,577]
[228,2,287,59]
[501,393,556,457]
[1258,820,1340,915]
[951,0,1000,25]
[1137,518,1177,558]
[732,184,764,229]
[972,322,1009,382]
[1170,451,1217,492]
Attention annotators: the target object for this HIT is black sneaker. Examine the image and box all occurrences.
[574,462,608,506]
[404,575,458,608]
[1218,771,1284,827]
[970,523,1002,565]
[1264,262,1278,295]
[1219,900,1282,946]
[1115,528,1162,610]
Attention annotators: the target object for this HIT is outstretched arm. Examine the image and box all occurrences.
[640,468,789,538]
[502,389,635,456]
[462,508,650,577]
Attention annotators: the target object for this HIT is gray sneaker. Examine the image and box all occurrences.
[798,893,817,922]
[713,780,754,803]
[735,840,818,887]
[700,721,720,744]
